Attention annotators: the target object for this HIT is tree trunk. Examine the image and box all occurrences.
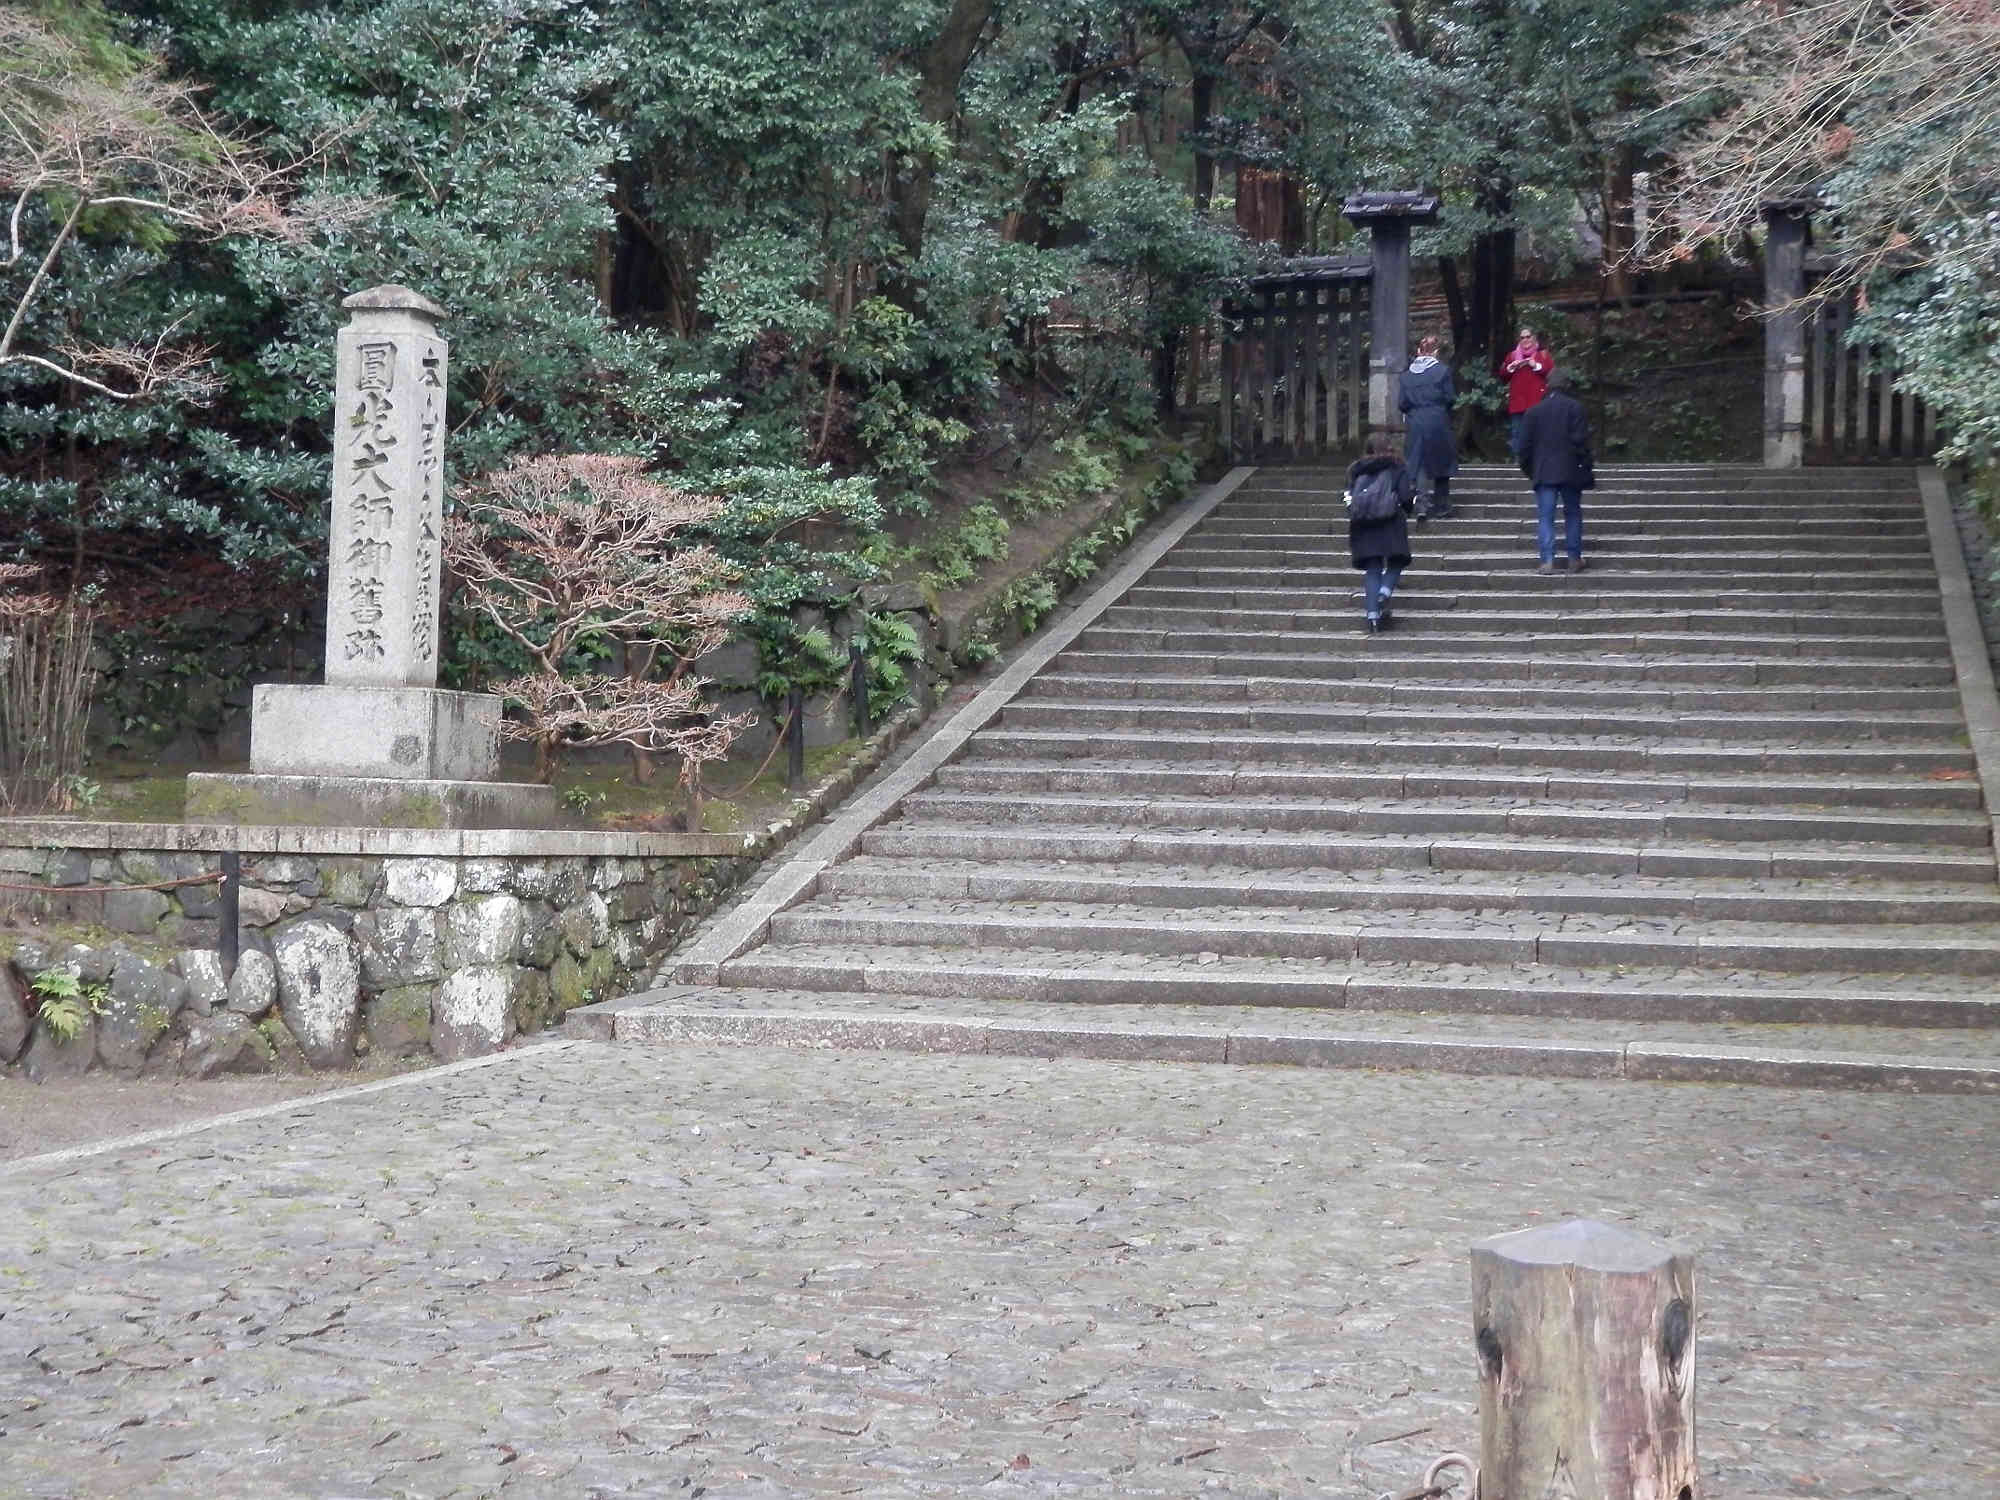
[1189,70,1219,214]
[1603,146,1637,302]
[1465,185,1516,372]
[886,0,995,266]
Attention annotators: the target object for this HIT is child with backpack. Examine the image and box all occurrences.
[1345,432,1417,634]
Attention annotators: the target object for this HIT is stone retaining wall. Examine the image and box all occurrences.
[0,825,751,1080]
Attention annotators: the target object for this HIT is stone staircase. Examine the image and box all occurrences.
[608,465,2000,1091]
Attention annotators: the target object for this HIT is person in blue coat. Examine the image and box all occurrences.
[1515,368,1595,574]
[1398,334,1457,519]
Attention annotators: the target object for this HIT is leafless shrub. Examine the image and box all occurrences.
[0,10,369,402]
[444,454,753,784]
[1648,0,2000,301]
[0,567,97,813]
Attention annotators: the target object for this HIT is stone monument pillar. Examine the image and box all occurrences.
[1762,199,1811,469]
[187,286,557,829]
[1343,190,1441,438]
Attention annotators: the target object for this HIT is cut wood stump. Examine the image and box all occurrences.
[1470,1218,1696,1500]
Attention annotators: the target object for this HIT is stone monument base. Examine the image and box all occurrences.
[186,773,563,831]
[249,683,503,781]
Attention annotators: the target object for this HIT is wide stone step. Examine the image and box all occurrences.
[823,853,2000,924]
[767,898,2000,976]
[996,698,1963,744]
[1189,531,1934,555]
[1020,673,1963,714]
[607,986,2000,1094]
[860,821,1997,882]
[1192,516,1928,536]
[932,758,1987,811]
[707,944,1999,1029]
[1099,605,1944,640]
[1077,625,1945,660]
[1169,547,1919,573]
[1047,649,1961,688]
[968,727,1978,779]
[1142,566,1933,593]
[1124,584,1945,617]
[896,789,1990,847]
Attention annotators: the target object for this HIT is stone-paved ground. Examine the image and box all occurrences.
[2,1043,1995,1499]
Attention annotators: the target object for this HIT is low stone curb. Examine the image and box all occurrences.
[586,998,2000,1095]
[1919,465,2000,857]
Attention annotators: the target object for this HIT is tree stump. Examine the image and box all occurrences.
[1470,1218,1696,1500]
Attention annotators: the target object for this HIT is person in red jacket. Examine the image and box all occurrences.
[1501,327,1554,458]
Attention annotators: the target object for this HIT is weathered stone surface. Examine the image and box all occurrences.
[177,1012,261,1078]
[272,919,360,1068]
[364,983,436,1057]
[459,858,511,894]
[383,857,457,908]
[353,907,444,988]
[226,948,278,1016]
[590,859,627,893]
[544,858,588,906]
[59,944,119,985]
[585,892,611,948]
[250,856,319,886]
[319,858,379,907]
[237,887,288,928]
[557,902,596,958]
[172,950,229,1018]
[97,955,190,1073]
[21,1014,95,1079]
[443,894,524,968]
[176,875,222,920]
[516,902,561,969]
[547,950,590,1016]
[8,939,50,978]
[0,963,31,1063]
[510,968,552,1035]
[432,965,514,1060]
[115,851,203,885]
[508,859,555,898]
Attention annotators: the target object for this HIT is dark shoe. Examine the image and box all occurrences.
[1378,607,1395,628]
[1429,501,1455,519]
[1363,615,1382,635]
[1567,556,1588,574]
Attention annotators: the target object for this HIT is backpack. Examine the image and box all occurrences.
[1346,465,1403,523]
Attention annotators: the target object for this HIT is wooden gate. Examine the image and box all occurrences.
[1220,259,1371,462]
[1804,287,1938,462]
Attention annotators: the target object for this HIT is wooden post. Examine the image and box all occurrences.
[1471,1218,1697,1500]
[1343,191,1440,444]
[1762,200,1810,468]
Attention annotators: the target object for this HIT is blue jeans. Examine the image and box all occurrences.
[1364,562,1403,617]
[1535,485,1584,562]
[1509,413,1527,458]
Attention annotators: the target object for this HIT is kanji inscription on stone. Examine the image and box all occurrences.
[324,286,449,688]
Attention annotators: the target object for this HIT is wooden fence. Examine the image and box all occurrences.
[1221,262,1371,462]
[1804,288,1938,463]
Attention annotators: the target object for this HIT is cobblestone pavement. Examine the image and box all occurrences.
[4,1042,1996,1499]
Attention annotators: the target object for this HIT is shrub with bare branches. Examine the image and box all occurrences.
[1650,0,2000,299]
[444,455,752,786]
[0,565,96,813]
[0,10,353,403]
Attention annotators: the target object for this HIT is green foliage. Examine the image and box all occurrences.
[30,969,108,1044]
[857,610,923,719]
[919,503,1011,592]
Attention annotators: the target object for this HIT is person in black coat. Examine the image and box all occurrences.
[1346,432,1417,633]
[1398,334,1457,519]
[1515,368,1595,574]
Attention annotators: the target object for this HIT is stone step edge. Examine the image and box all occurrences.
[575,994,2000,1095]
